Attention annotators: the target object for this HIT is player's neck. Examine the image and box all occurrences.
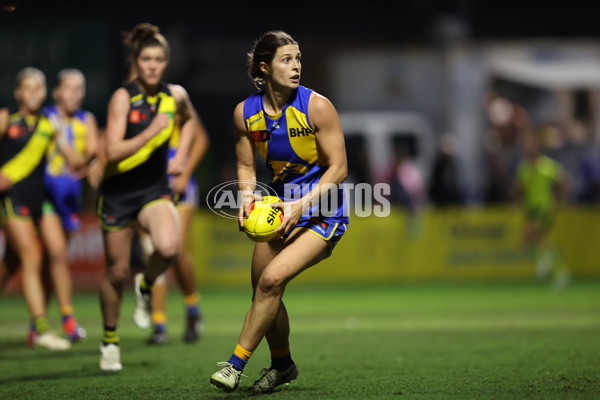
[18,105,40,118]
[136,80,159,97]
[56,104,74,119]
[263,87,292,115]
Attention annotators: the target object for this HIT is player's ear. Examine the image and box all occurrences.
[259,62,269,76]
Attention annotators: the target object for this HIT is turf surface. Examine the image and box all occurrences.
[1,281,599,399]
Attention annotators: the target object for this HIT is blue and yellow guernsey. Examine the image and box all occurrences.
[43,105,89,178]
[101,82,175,194]
[243,85,348,224]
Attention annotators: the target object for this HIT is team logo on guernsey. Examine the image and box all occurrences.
[248,130,271,142]
[128,109,150,124]
[7,124,24,139]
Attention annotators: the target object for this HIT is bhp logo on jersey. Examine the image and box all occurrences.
[289,128,313,137]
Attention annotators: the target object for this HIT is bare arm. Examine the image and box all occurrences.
[0,108,10,191]
[86,128,106,190]
[167,85,209,190]
[234,101,258,229]
[104,88,168,162]
[84,111,99,162]
[274,92,348,234]
[0,108,8,139]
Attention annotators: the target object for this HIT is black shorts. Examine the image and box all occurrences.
[0,183,45,223]
[97,183,174,230]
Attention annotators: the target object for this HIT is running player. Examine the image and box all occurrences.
[97,23,197,371]
[39,68,98,342]
[516,127,571,289]
[210,30,349,393]
[143,111,209,345]
[0,67,71,350]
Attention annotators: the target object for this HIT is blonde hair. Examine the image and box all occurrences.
[16,67,46,88]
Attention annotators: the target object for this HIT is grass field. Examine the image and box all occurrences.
[1,280,599,399]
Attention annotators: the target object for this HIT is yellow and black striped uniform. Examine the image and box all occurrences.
[0,106,54,222]
[97,82,176,230]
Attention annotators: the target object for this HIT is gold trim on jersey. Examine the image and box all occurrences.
[246,110,269,159]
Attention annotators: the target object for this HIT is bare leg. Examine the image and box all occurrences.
[238,229,329,352]
[40,213,72,312]
[172,205,197,296]
[4,219,45,318]
[137,200,180,282]
[100,228,133,328]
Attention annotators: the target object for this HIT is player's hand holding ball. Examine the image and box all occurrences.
[243,196,284,242]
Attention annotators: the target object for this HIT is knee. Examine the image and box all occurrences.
[20,250,43,271]
[106,262,130,284]
[154,237,178,261]
[257,272,285,298]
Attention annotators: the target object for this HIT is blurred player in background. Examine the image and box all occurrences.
[40,68,98,343]
[0,67,72,350]
[516,127,571,289]
[210,30,349,393]
[97,23,198,371]
[139,110,209,345]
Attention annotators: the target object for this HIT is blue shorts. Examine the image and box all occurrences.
[293,217,348,256]
[43,173,82,232]
[174,176,199,208]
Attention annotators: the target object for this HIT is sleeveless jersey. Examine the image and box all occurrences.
[0,106,53,188]
[101,82,176,194]
[243,86,348,223]
[44,104,89,177]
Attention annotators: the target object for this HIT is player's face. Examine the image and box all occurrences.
[55,75,85,114]
[15,76,46,113]
[267,44,301,89]
[135,46,167,87]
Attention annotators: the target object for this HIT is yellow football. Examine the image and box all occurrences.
[243,196,284,242]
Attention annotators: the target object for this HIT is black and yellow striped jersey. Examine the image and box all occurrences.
[101,82,176,194]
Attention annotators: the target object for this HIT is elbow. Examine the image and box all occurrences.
[105,148,120,163]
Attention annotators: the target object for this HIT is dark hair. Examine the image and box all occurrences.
[247,30,297,89]
[123,23,169,82]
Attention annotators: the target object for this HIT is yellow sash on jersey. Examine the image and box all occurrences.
[107,93,175,175]
[0,116,53,184]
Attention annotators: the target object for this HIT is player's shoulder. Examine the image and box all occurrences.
[112,87,130,101]
[167,83,189,101]
[307,88,334,110]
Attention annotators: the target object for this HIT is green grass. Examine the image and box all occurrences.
[1,281,599,399]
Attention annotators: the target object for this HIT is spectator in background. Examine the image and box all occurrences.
[578,144,600,203]
[389,142,425,236]
[483,93,529,204]
[515,127,571,289]
[428,133,462,206]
